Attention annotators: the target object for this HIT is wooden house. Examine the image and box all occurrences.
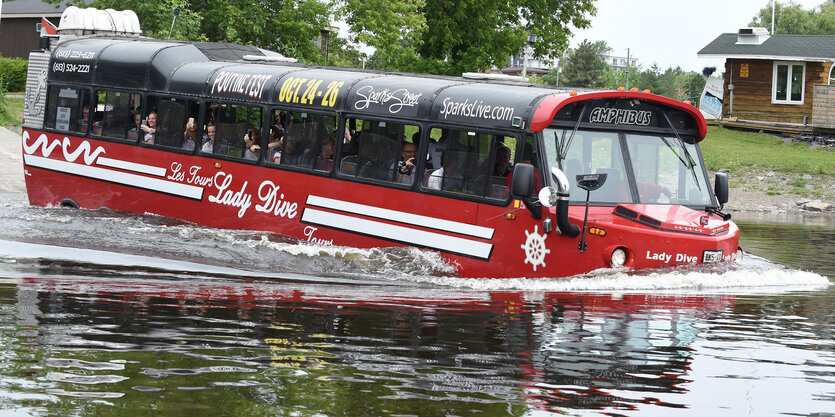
[0,0,79,59]
[698,28,835,133]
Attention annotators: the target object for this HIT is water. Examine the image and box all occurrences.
[0,198,831,416]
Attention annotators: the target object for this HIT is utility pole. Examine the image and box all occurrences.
[625,48,630,90]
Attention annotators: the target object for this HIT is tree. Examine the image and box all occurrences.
[338,0,597,75]
[49,0,334,64]
[749,1,835,34]
[560,39,608,88]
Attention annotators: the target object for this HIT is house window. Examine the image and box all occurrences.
[829,64,835,85]
[772,61,805,104]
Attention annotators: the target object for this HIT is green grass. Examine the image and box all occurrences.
[0,93,24,128]
[700,125,834,176]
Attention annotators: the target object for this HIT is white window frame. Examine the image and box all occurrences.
[771,61,806,105]
[829,64,835,85]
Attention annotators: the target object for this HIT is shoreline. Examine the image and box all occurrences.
[2,126,832,214]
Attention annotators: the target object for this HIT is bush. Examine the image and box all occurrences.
[0,57,28,92]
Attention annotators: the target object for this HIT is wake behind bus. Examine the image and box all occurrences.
[21,7,740,279]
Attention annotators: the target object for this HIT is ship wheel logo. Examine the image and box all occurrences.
[521,226,550,271]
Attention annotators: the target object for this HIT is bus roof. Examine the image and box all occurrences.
[49,37,705,138]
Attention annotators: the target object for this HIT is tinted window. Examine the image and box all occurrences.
[44,86,91,135]
[92,90,140,141]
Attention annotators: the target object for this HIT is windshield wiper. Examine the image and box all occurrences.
[555,103,588,169]
[661,111,701,191]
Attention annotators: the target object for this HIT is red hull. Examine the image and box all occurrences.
[22,129,740,279]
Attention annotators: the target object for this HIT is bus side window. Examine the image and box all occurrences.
[488,135,516,199]
[44,86,90,134]
[339,118,417,185]
[146,96,197,150]
[272,110,336,171]
[423,128,511,198]
[92,90,133,140]
[201,102,246,156]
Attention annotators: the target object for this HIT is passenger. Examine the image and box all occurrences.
[182,118,197,151]
[140,111,158,144]
[427,150,464,191]
[93,113,117,136]
[128,112,141,140]
[266,124,284,160]
[634,164,672,201]
[243,127,261,160]
[427,129,450,169]
[314,138,335,171]
[394,142,418,184]
[493,144,512,177]
[201,123,216,153]
[77,106,90,133]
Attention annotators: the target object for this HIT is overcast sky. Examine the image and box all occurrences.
[570,0,827,72]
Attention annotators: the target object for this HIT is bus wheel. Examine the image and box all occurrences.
[60,198,80,208]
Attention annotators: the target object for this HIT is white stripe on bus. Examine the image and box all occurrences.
[305,195,494,240]
[24,155,204,200]
[96,157,167,177]
[301,208,493,260]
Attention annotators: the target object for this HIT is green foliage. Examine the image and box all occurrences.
[51,0,335,64]
[338,0,426,71]
[0,84,13,126]
[0,57,28,92]
[560,39,608,88]
[339,0,596,75]
[44,0,596,74]
[750,1,835,34]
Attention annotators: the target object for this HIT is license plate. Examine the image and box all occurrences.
[702,250,724,263]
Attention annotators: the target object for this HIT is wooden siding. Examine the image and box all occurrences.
[0,18,51,59]
[721,59,830,124]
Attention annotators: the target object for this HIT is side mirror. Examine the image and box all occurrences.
[511,163,541,220]
[714,172,729,206]
[576,173,608,192]
[511,163,535,198]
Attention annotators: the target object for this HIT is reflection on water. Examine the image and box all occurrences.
[0,271,832,416]
[734,212,835,278]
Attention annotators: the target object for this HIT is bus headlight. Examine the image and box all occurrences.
[611,248,627,267]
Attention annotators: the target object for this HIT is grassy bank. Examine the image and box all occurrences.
[701,125,834,177]
[0,94,24,129]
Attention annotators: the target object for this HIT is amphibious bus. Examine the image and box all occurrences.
[21,7,740,278]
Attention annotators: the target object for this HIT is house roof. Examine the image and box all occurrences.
[1,0,86,18]
[698,33,835,62]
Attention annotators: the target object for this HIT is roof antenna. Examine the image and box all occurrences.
[168,8,180,39]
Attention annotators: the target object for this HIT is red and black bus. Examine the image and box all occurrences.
[21,7,739,278]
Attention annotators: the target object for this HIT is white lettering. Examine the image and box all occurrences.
[208,172,252,218]
[353,86,422,114]
[211,71,272,100]
[187,165,213,187]
[645,250,672,264]
[255,180,298,219]
[167,162,185,182]
[303,226,333,245]
[438,97,514,121]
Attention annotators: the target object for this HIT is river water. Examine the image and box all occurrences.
[0,196,831,416]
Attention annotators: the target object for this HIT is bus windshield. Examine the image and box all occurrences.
[542,128,715,207]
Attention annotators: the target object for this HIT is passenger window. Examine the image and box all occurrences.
[92,90,140,141]
[145,96,200,150]
[44,86,91,135]
[339,118,418,185]
[268,110,337,171]
[202,102,261,159]
[423,128,515,199]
